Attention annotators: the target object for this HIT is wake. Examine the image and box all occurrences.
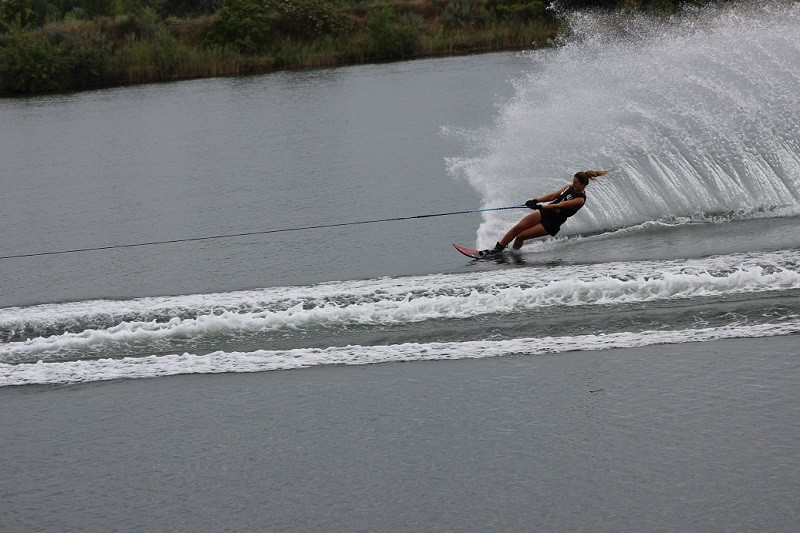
[2,249,799,363]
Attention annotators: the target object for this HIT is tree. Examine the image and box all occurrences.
[0,27,67,92]
[443,0,490,28]
[366,5,418,60]
[488,1,552,24]
[1,0,39,29]
[80,0,122,17]
[269,0,351,40]
[157,0,223,18]
[204,0,272,53]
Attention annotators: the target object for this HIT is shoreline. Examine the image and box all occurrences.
[3,335,799,531]
[0,4,561,97]
[0,43,547,100]
[1,0,763,97]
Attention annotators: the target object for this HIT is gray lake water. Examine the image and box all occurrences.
[0,52,525,306]
[1,3,800,531]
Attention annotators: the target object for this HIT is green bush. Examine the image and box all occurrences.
[116,26,183,81]
[270,0,352,40]
[150,27,179,76]
[365,5,418,60]
[82,0,123,18]
[63,30,115,88]
[0,28,68,93]
[156,0,224,18]
[1,0,39,30]
[272,38,302,67]
[112,8,159,41]
[489,1,549,24]
[164,15,215,45]
[443,0,490,28]
[204,0,272,53]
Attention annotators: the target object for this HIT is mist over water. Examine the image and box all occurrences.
[446,2,800,248]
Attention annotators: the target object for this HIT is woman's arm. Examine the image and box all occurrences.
[539,196,585,211]
[535,184,570,203]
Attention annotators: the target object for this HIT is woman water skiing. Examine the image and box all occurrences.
[479,170,610,257]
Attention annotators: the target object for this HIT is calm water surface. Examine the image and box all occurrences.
[1,53,524,306]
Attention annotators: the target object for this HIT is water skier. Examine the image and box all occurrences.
[479,170,610,257]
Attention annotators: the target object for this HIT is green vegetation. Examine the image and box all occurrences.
[0,0,757,95]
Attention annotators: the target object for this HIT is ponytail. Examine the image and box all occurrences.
[574,169,611,186]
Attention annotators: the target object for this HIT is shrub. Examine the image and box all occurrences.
[157,0,224,18]
[116,27,182,82]
[272,38,302,67]
[150,27,179,76]
[0,27,67,93]
[164,15,215,45]
[365,5,418,60]
[488,1,550,24]
[270,0,352,40]
[204,0,272,53]
[1,0,38,31]
[443,0,490,28]
[82,0,123,18]
[112,9,159,42]
[63,30,115,89]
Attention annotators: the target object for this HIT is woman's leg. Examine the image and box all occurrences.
[511,224,549,249]
[498,211,543,246]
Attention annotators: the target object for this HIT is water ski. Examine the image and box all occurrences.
[453,243,484,259]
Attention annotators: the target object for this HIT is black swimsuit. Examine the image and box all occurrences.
[540,186,585,236]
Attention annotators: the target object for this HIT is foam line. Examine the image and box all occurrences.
[3,321,798,386]
[2,250,799,357]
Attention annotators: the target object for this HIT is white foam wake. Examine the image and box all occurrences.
[2,321,798,386]
[4,249,797,326]
[1,250,798,361]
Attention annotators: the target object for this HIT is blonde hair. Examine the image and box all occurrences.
[574,169,611,186]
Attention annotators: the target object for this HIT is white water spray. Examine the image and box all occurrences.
[447,2,800,247]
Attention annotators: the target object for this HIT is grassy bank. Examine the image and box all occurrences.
[0,0,747,95]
